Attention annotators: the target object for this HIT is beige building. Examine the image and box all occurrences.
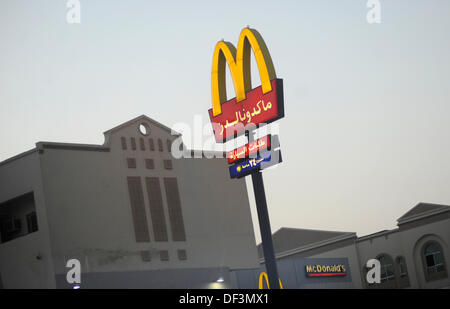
[356,203,450,289]
[247,203,450,289]
[0,115,259,288]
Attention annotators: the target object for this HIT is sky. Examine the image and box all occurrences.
[1,1,450,244]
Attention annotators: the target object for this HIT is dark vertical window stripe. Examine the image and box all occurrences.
[126,177,150,242]
[131,137,136,150]
[178,249,187,261]
[163,177,186,241]
[145,159,154,169]
[121,137,127,150]
[160,250,169,261]
[127,158,136,169]
[145,177,169,242]
[140,137,146,151]
[149,138,155,151]
[163,159,173,170]
[141,250,151,262]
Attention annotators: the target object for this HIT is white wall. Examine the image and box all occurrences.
[37,118,258,279]
[399,219,450,289]
[0,151,55,288]
[356,217,450,289]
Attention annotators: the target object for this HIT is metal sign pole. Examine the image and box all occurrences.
[246,130,280,289]
[251,171,280,289]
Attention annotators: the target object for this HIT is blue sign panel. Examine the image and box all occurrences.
[229,150,281,179]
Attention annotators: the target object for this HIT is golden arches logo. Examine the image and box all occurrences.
[258,272,284,289]
[211,28,277,117]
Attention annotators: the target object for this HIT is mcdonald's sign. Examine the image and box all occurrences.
[208,28,284,143]
[208,29,284,288]
[305,264,347,277]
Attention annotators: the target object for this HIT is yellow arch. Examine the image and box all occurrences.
[211,28,277,116]
[258,272,284,289]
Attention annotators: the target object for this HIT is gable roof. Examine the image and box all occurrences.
[257,227,356,258]
[397,202,450,225]
[103,115,181,136]
[0,115,183,166]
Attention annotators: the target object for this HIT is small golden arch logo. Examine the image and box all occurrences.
[258,272,284,289]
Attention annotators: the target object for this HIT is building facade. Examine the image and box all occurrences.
[234,203,450,289]
[0,115,258,288]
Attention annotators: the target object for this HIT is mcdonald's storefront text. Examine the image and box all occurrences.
[305,264,347,277]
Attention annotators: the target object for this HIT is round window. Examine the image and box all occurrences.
[139,123,150,136]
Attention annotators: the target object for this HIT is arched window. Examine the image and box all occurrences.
[422,241,447,281]
[377,254,396,283]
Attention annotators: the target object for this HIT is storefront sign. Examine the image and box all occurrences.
[229,150,281,179]
[305,264,347,277]
[227,135,272,164]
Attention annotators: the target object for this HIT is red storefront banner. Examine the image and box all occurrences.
[208,79,284,143]
[227,135,271,164]
[306,273,346,277]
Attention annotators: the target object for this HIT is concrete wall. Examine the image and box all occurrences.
[55,267,232,289]
[174,155,258,270]
[0,151,55,288]
[356,216,450,289]
[399,218,450,289]
[35,118,258,287]
[356,231,405,288]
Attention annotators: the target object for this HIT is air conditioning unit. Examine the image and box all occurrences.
[4,218,21,233]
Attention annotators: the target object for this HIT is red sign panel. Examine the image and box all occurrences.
[227,135,271,164]
[208,79,284,143]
